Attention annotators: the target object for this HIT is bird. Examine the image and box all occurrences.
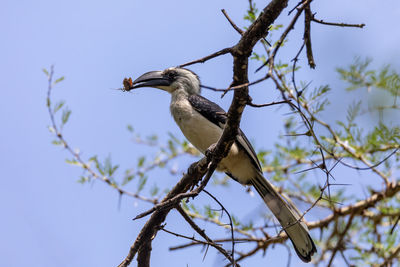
[126,67,316,262]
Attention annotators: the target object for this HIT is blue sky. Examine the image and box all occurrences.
[1,1,399,266]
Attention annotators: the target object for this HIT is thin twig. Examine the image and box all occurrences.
[311,16,365,28]
[179,47,232,67]
[203,190,236,265]
[46,66,158,204]
[327,213,355,267]
[221,9,244,35]
[176,205,238,266]
[247,99,290,108]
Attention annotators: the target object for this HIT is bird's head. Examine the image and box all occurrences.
[127,67,200,95]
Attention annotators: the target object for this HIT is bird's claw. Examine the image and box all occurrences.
[205,143,217,159]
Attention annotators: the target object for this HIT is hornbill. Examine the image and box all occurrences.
[125,67,316,262]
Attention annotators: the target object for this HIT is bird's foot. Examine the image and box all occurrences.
[205,143,218,160]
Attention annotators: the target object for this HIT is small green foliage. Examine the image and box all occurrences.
[89,155,118,177]
[241,221,254,231]
[365,123,400,152]
[167,132,180,144]
[204,205,218,219]
[243,2,258,23]
[42,68,49,76]
[137,156,146,167]
[337,57,400,97]
[65,158,80,166]
[61,108,71,126]
[52,140,62,146]
[269,60,294,76]
[77,176,90,184]
[346,101,362,124]
[136,175,148,193]
[337,57,373,90]
[269,24,283,31]
[251,52,266,63]
[150,184,159,196]
[181,200,189,211]
[54,76,65,84]
[146,134,158,143]
[231,215,240,227]
[189,203,199,214]
[167,140,177,156]
[122,170,135,186]
[302,84,331,114]
[127,124,134,133]
[53,101,65,114]
[257,149,270,166]
[103,155,119,177]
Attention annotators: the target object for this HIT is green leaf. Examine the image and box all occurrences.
[103,155,119,177]
[150,184,159,196]
[77,176,89,184]
[137,176,148,193]
[52,140,62,145]
[61,109,71,125]
[181,200,189,211]
[137,156,146,167]
[90,156,105,176]
[346,101,362,123]
[65,158,80,166]
[241,221,254,231]
[231,215,240,226]
[54,76,65,84]
[168,140,176,155]
[54,101,65,113]
[43,68,49,76]
[127,124,134,133]
[122,174,134,185]
[269,24,283,31]
[168,132,181,145]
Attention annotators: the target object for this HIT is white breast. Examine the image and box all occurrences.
[169,90,257,184]
[170,93,222,154]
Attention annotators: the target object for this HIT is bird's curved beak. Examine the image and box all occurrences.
[130,71,171,89]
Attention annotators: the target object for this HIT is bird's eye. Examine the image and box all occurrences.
[165,70,178,80]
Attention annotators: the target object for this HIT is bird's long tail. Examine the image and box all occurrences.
[250,173,316,262]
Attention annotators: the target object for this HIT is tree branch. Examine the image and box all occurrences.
[311,15,366,28]
[308,181,400,230]
[179,47,232,68]
[118,158,210,267]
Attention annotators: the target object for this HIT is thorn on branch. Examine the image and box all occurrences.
[390,215,400,234]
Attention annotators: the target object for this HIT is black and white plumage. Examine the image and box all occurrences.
[128,67,316,262]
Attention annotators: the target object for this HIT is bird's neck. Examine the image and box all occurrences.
[169,87,193,122]
[171,87,190,103]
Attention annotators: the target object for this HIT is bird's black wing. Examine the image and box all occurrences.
[236,129,262,171]
[188,94,262,172]
[188,94,227,127]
